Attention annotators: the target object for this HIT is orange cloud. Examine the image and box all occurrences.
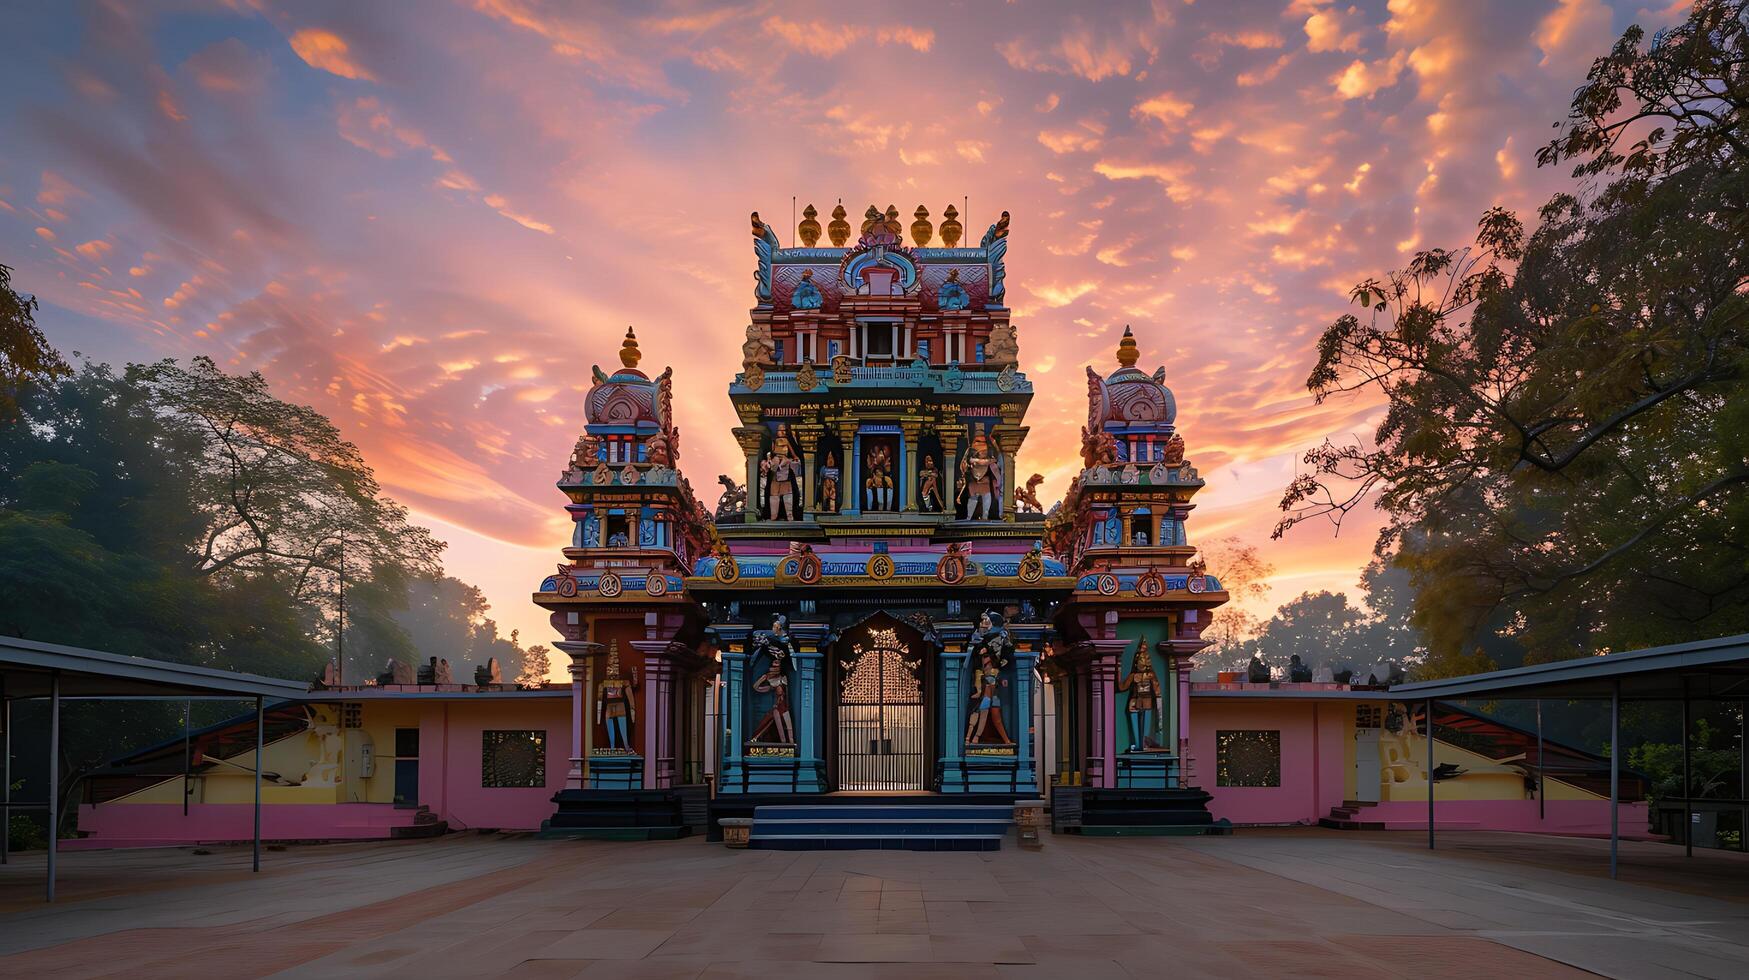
[288,28,376,81]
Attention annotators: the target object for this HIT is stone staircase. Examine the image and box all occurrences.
[749,803,1012,851]
[1319,800,1382,830]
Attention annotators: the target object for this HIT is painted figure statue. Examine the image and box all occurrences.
[864,442,894,511]
[761,425,803,521]
[792,269,823,310]
[749,615,798,744]
[918,454,942,512]
[938,268,970,310]
[959,431,1001,519]
[965,611,1014,745]
[596,642,638,752]
[821,451,840,514]
[1117,650,1161,751]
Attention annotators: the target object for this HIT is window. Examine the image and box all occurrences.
[1215,730,1280,787]
[482,730,546,787]
[865,324,894,357]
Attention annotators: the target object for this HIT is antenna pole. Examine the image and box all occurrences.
[791,196,796,247]
[336,534,345,685]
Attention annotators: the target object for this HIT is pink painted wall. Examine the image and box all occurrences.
[421,698,572,831]
[1190,699,1349,826]
[74,803,420,849]
[1341,799,1651,837]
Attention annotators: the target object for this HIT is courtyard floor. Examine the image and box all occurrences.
[1,828,1746,979]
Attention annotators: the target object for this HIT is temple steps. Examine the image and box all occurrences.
[749,804,1012,851]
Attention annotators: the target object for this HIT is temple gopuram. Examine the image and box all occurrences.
[532,202,1232,840]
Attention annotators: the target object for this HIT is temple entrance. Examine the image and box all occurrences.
[831,618,928,791]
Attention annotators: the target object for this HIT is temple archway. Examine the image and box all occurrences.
[827,612,933,792]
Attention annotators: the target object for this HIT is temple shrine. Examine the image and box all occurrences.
[532,202,1230,836]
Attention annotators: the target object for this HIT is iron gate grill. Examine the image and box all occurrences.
[836,627,925,791]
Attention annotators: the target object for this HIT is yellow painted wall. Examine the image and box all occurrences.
[1379,729,1605,802]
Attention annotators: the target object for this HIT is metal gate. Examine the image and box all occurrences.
[835,626,925,791]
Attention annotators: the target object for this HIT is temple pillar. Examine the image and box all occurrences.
[713,624,752,791]
[900,419,924,513]
[555,639,603,789]
[936,623,972,791]
[631,641,677,788]
[733,426,764,524]
[836,420,860,514]
[1009,625,1048,792]
[794,424,823,513]
[789,622,830,793]
[938,425,964,519]
[992,425,1027,522]
[1086,639,1125,789]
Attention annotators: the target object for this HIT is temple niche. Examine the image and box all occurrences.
[535,200,1227,823]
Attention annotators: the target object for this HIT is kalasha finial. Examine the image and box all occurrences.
[620,327,642,369]
[828,203,850,246]
[1116,325,1139,368]
[862,204,882,236]
[883,204,902,238]
[798,204,821,247]
[940,204,963,247]
[911,205,933,246]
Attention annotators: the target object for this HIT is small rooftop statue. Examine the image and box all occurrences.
[1246,654,1271,684]
[1288,654,1313,683]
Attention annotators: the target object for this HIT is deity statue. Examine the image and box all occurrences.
[597,642,638,752]
[1016,473,1045,513]
[1117,650,1161,751]
[646,431,673,467]
[792,269,823,310]
[965,611,1013,745]
[715,474,747,518]
[938,269,970,310]
[749,615,798,744]
[434,658,454,685]
[760,425,803,521]
[959,431,1001,519]
[821,451,840,514]
[917,454,942,512]
[863,442,895,511]
[1160,432,1186,466]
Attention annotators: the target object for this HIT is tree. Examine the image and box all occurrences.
[0,264,70,421]
[1279,0,1749,661]
[518,642,553,688]
[1191,536,1274,677]
[345,575,526,682]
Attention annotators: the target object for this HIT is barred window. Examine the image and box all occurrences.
[481,730,546,788]
[1216,730,1281,788]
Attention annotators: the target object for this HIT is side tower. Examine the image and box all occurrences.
[1044,327,1228,799]
[532,329,714,804]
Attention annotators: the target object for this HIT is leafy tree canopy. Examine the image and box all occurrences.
[1279,0,1749,663]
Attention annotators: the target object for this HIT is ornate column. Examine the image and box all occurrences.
[794,424,823,513]
[555,639,602,790]
[992,425,1028,522]
[1009,625,1048,792]
[900,418,924,513]
[712,624,752,792]
[1118,505,1134,548]
[836,419,860,514]
[733,426,765,523]
[790,622,830,793]
[938,425,965,519]
[936,622,973,791]
[632,641,677,788]
[1085,639,1126,788]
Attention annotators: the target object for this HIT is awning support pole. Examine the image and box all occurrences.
[1536,699,1545,821]
[47,671,60,903]
[183,699,192,817]
[1426,697,1435,850]
[2,674,10,867]
[1610,679,1620,880]
[253,695,263,873]
[1681,680,1691,858]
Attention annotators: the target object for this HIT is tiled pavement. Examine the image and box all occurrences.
[1,828,1746,978]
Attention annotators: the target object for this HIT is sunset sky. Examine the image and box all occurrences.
[0,0,1681,670]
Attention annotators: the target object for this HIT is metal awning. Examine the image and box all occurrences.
[1392,633,1749,701]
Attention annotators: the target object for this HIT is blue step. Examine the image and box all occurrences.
[748,804,1012,851]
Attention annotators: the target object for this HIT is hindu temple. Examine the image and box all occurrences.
[530,202,1230,840]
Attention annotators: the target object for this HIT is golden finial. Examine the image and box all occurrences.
[940,204,963,247]
[828,203,850,246]
[620,327,642,369]
[798,204,821,247]
[1116,325,1139,368]
[911,205,933,246]
[862,205,882,236]
[883,204,901,237]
